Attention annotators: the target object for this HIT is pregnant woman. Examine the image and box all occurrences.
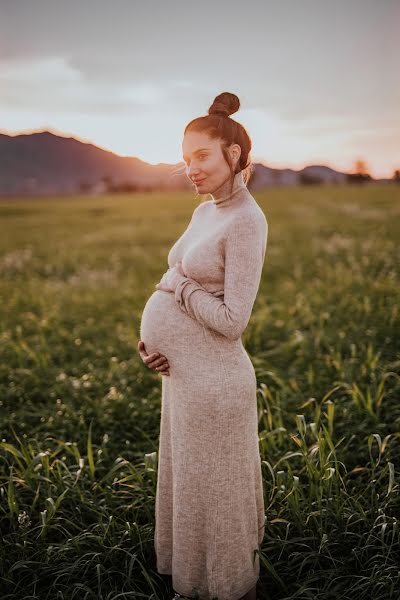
[138,92,268,600]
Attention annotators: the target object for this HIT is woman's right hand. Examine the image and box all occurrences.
[137,340,170,376]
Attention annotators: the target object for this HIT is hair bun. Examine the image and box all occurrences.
[208,92,240,118]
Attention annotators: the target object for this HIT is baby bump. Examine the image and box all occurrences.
[139,290,257,398]
[139,290,206,358]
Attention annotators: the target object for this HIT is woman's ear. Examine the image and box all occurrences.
[230,143,241,166]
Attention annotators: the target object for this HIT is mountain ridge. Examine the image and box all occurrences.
[0,130,391,196]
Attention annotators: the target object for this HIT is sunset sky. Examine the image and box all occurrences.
[0,0,399,178]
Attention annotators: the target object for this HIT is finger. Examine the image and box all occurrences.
[143,352,160,364]
[152,356,169,367]
[144,358,161,368]
[148,357,168,368]
[156,362,169,371]
[146,356,169,368]
[160,370,170,376]
[137,340,148,356]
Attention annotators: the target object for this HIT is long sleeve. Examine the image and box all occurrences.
[173,215,268,341]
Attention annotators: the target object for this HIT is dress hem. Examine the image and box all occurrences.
[172,573,260,600]
[157,566,172,575]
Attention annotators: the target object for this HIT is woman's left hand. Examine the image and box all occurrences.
[155,260,186,292]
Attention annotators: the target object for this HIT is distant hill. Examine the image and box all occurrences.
[0,131,188,196]
[0,130,391,197]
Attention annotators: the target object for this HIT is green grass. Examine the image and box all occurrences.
[0,183,399,599]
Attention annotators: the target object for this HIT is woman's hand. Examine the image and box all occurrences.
[155,260,186,293]
[137,340,170,376]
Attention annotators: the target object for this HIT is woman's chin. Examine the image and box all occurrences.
[196,181,212,195]
[198,186,209,195]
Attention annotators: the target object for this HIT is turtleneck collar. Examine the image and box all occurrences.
[211,170,248,208]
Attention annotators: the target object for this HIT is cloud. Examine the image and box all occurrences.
[0,55,82,84]
[0,58,222,117]
[0,56,174,115]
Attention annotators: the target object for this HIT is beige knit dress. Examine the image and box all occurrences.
[139,170,268,600]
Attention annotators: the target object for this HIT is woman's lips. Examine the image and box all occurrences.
[194,178,206,185]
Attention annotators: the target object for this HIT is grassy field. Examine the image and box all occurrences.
[0,183,399,599]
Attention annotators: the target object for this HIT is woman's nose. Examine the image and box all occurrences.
[187,163,200,179]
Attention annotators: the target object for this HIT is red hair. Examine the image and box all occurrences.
[184,92,253,192]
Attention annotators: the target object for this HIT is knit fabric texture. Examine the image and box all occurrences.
[140,170,268,600]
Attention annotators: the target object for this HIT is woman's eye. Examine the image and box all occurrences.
[184,155,206,165]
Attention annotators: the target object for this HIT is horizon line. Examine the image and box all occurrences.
[0,125,394,179]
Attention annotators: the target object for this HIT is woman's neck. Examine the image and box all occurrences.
[210,170,248,208]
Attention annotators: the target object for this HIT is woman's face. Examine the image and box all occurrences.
[182,130,238,194]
